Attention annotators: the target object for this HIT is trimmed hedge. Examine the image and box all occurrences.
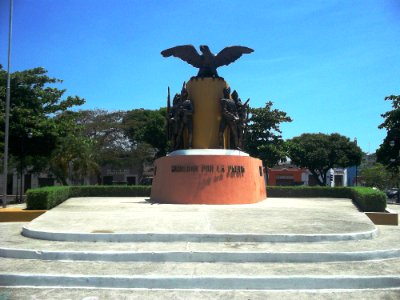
[349,187,387,212]
[267,186,352,198]
[26,186,72,210]
[26,185,151,210]
[27,185,386,212]
[69,185,151,197]
[267,186,387,212]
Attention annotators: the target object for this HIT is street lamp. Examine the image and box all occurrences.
[354,137,358,186]
[2,0,13,208]
[17,131,32,203]
[389,139,400,204]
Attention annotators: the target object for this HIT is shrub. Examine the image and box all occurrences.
[69,185,151,197]
[26,186,72,210]
[26,185,152,210]
[267,186,352,198]
[27,185,386,212]
[349,187,387,212]
[267,186,386,212]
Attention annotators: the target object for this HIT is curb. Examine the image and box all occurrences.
[1,274,400,290]
[21,226,379,243]
[1,247,399,263]
[0,209,46,222]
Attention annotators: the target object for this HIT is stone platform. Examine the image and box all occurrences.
[21,197,375,242]
[1,197,400,299]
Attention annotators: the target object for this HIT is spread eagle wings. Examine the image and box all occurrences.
[161,45,202,68]
[161,45,254,67]
[215,46,254,67]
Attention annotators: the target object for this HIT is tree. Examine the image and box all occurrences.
[73,109,157,182]
[287,133,362,186]
[359,163,393,190]
[0,66,85,173]
[48,111,100,185]
[50,133,100,185]
[123,108,168,157]
[74,109,130,166]
[243,101,292,167]
[376,95,400,188]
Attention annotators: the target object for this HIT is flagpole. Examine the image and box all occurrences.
[2,0,13,208]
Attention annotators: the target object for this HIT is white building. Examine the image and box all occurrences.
[327,168,348,187]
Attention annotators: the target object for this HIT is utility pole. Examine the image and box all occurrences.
[2,0,13,208]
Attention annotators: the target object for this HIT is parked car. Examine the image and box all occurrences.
[386,188,399,199]
[140,177,153,185]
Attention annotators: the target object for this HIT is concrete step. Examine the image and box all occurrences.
[1,198,399,294]
[1,254,400,290]
[21,224,378,242]
[1,273,400,290]
[2,223,400,263]
[22,198,377,242]
[2,245,400,263]
[1,286,400,300]
[2,257,400,277]
[0,223,387,252]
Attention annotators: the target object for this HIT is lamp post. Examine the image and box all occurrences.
[354,138,358,186]
[389,139,400,204]
[17,131,32,203]
[2,0,13,208]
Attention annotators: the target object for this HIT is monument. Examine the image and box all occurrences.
[150,45,266,204]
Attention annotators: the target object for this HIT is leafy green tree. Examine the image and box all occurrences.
[287,133,362,186]
[0,66,85,174]
[243,101,292,167]
[359,163,394,190]
[376,95,400,188]
[123,108,168,157]
[50,134,100,185]
[47,111,99,185]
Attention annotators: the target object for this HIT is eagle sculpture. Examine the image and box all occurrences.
[161,45,254,78]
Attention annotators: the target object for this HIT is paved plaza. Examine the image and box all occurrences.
[1,197,400,299]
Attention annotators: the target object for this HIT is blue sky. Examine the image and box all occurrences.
[1,0,399,154]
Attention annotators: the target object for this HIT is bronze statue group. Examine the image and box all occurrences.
[162,44,254,151]
[219,87,249,150]
[167,83,249,151]
[167,84,195,150]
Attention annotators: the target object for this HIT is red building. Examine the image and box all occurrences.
[267,165,310,186]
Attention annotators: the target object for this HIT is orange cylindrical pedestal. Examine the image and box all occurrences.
[150,152,266,204]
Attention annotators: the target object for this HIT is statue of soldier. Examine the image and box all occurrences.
[168,93,182,149]
[219,87,239,149]
[175,85,194,149]
[231,90,249,149]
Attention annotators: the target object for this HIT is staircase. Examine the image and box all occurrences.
[0,197,400,299]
